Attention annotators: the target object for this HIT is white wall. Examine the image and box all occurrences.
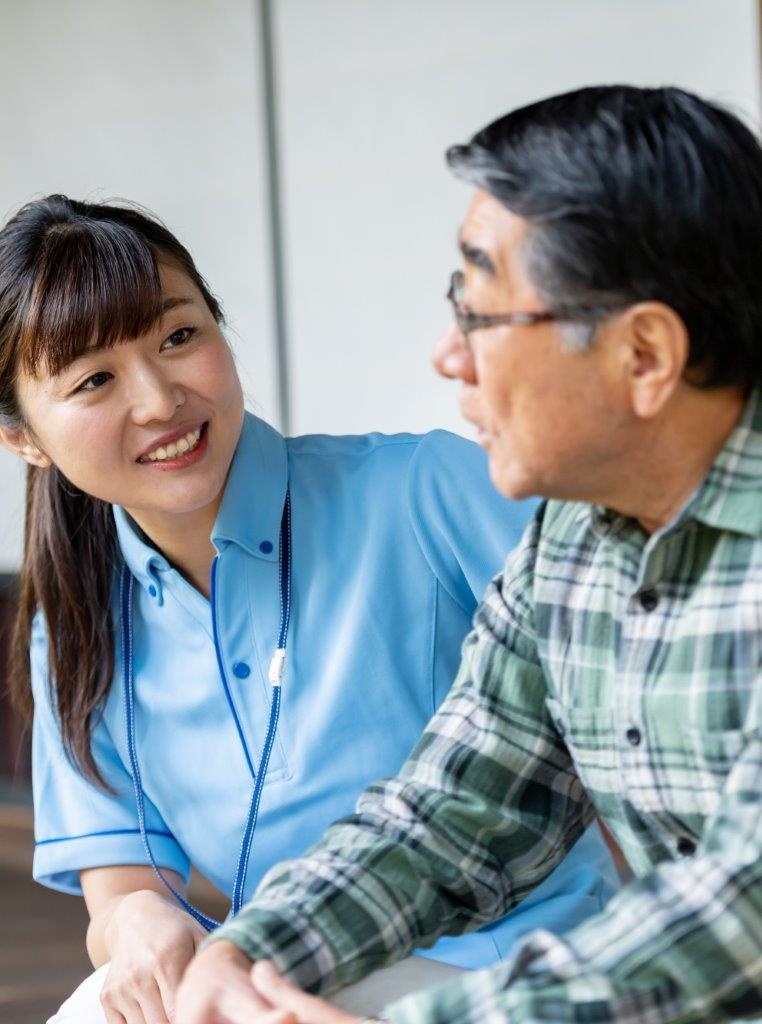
[276,0,762,437]
[0,0,759,570]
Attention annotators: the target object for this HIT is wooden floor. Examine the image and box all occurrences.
[1,798,90,1023]
[2,863,91,1024]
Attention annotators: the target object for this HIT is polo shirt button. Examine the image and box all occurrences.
[638,588,659,612]
[233,661,251,679]
[259,540,274,554]
[676,836,696,856]
[625,726,642,746]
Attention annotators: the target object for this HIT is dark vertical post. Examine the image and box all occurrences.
[257,0,291,434]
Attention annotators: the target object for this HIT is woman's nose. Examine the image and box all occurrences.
[128,366,185,423]
[432,321,476,384]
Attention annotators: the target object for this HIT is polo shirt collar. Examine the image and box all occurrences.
[211,411,288,560]
[113,505,171,601]
[114,413,288,597]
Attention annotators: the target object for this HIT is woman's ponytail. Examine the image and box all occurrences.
[12,463,118,785]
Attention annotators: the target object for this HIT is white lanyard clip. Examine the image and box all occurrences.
[268,648,287,687]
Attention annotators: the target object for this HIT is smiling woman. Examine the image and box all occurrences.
[0,196,617,1024]
[0,196,243,783]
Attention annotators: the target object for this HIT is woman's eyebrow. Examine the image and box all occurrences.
[161,295,195,312]
[62,340,109,366]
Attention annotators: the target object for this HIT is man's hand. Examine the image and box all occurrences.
[252,962,359,1024]
[174,940,289,1024]
[175,942,360,1024]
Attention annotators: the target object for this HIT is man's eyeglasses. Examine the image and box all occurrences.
[446,270,607,339]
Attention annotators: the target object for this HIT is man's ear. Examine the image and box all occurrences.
[619,301,689,419]
[0,422,52,468]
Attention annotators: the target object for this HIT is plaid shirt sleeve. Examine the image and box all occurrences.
[386,715,762,1024]
[207,510,596,992]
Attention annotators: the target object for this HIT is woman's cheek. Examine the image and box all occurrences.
[198,346,242,403]
[47,412,124,493]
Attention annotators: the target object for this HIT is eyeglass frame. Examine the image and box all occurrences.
[446,269,614,339]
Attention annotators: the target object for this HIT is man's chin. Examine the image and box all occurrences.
[486,454,536,502]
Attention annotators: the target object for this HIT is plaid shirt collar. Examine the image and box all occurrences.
[584,387,762,540]
[690,386,762,537]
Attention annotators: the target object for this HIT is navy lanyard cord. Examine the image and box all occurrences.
[278,491,292,648]
[231,491,291,913]
[231,684,281,913]
[121,488,292,932]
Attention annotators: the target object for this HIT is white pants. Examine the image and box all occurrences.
[48,956,463,1021]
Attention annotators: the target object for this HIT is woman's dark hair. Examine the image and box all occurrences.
[447,84,762,388]
[0,195,223,786]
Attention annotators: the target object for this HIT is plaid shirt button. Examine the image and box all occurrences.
[677,836,697,856]
[638,588,659,611]
[626,726,642,746]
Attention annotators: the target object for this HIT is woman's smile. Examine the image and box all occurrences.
[136,420,208,467]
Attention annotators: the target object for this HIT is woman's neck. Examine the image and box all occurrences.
[125,501,221,599]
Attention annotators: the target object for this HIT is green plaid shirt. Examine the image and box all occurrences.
[211,389,762,1023]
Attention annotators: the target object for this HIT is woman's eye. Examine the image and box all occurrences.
[161,326,197,350]
[78,371,113,393]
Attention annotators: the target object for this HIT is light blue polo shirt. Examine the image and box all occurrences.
[32,412,618,968]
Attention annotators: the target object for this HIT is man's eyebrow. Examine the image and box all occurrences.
[458,236,496,276]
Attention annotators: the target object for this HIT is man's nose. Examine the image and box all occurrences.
[128,365,185,423]
[432,321,477,384]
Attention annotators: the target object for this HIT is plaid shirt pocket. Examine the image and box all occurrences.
[544,698,621,797]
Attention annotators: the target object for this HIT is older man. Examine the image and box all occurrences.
[177,85,762,1023]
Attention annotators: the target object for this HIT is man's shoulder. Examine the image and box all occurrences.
[497,498,591,591]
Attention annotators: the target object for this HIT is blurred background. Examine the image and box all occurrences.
[0,0,760,1019]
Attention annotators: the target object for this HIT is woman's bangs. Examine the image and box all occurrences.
[21,221,164,376]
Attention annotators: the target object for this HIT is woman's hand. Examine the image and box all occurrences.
[80,864,206,1023]
[175,942,359,1024]
[98,888,207,1024]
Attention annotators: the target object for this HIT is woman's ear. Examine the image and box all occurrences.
[0,422,52,468]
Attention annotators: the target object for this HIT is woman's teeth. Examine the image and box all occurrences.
[140,426,202,463]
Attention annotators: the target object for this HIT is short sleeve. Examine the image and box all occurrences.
[407,430,539,612]
[31,615,190,895]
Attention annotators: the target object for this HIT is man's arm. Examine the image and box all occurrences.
[203,512,595,994]
[386,719,762,1023]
